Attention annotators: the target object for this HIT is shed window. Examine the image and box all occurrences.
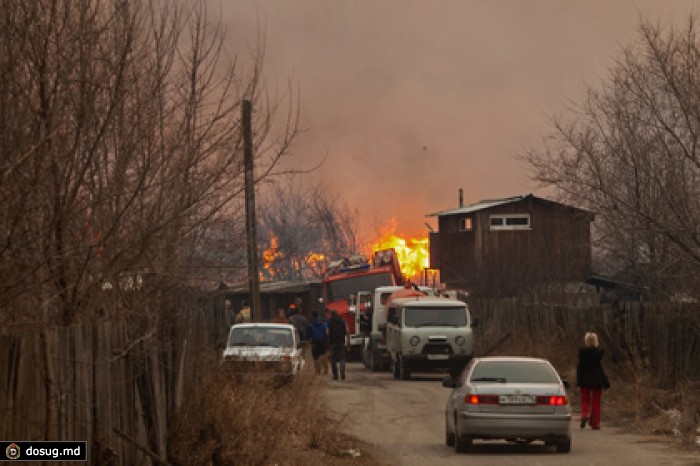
[459,216,472,231]
[490,214,530,230]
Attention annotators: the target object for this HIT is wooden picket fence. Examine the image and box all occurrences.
[0,298,230,465]
[2,296,697,465]
[470,299,700,380]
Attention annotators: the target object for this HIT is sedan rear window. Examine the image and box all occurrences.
[228,327,293,348]
[470,360,560,384]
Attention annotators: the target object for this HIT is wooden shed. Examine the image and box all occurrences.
[212,280,323,324]
[427,194,594,296]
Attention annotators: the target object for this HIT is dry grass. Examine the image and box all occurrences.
[168,358,391,466]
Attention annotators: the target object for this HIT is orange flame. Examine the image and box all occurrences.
[368,219,429,281]
[305,252,327,278]
[261,233,282,280]
[260,232,327,280]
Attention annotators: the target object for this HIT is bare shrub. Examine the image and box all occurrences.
[169,365,375,465]
[523,15,700,300]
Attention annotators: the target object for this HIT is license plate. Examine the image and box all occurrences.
[499,395,535,405]
[427,354,449,360]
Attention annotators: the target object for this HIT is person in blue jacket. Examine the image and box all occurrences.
[308,311,329,375]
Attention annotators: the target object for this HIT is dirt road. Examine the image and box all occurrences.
[323,363,699,466]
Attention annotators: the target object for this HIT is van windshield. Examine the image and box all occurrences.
[404,306,467,327]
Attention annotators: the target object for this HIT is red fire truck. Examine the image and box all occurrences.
[321,249,404,359]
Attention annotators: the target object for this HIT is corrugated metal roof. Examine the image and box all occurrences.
[426,194,530,217]
[222,280,321,294]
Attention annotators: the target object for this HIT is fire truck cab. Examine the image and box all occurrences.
[321,250,403,360]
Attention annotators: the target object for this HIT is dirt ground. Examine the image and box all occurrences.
[319,363,700,466]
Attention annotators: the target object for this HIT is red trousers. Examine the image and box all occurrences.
[580,387,602,428]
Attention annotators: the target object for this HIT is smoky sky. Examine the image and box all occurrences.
[221,0,697,237]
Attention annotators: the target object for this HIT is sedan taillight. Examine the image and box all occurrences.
[536,395,569,406]
[465,394,499,404]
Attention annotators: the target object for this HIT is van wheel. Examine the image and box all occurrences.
[369,350,379,371]
[399,357,411,380]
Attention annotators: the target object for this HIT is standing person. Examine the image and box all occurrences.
[286,297,303,319]
[289,305,310,352]
[285,303,296,319]
[271,308,287,323]
[308,311,329,375]
[576,331,611,430]
[235,300,251,324]
[327,310,349,381]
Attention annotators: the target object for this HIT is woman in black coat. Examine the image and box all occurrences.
[576,332,610,430]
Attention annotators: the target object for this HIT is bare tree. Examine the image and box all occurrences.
[0,0,298,325]
[523,16,700,300]
[257,176,360,281]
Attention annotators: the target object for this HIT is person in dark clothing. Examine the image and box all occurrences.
[289,307,309,342]
[326,310,349,380]
[308,311,329,375]
[576,332,610,430]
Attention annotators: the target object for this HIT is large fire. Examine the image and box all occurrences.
[260,223,430,282]
[368,220,430,281]
[260,232,326,280]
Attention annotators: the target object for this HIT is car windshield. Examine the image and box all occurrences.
[227,327,294,348]
[469,360,560,384]
[326,272,394,302]
[404,306,467,327]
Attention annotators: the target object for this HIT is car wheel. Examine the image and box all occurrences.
[392,358,400,379]
[556,437,571,453]
[445,414,455,447]
[399,357,411,380]
[454,421,472,453]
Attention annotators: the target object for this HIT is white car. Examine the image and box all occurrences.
[222,323,305,378]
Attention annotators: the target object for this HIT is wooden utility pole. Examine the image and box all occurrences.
[242,99,261,321]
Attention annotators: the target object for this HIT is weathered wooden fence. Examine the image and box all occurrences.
[470,299,700,381]
[3,296,698,464]
[0,298,230,465]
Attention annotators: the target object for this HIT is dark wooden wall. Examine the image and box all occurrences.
[0,297,229,465]
[432,198,592,295]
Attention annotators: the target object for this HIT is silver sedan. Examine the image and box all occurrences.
[443,356,572,453]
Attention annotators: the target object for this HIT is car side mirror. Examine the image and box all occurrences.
[471,317,479,327]
[442,377,456,388]
[562,380,571,389]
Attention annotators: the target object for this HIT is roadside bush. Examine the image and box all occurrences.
[168,363,379,466]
